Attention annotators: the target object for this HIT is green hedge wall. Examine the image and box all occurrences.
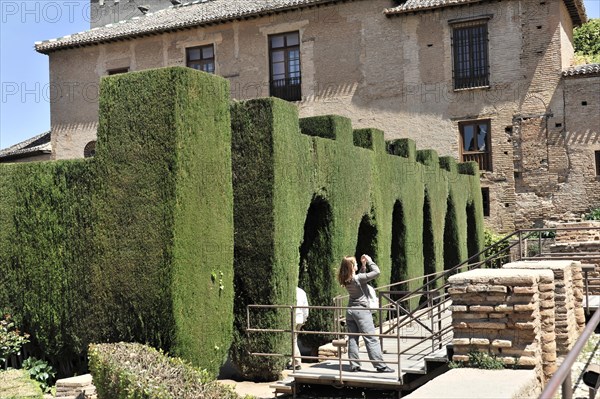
[0,67,484,381]
[0,161,95,368]
[91,67,234,376]
[230,99,484,379]
[0,67,234,377]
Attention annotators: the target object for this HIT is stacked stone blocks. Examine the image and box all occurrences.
[503,261,585,353]
[448,269,556,384]
[55,374,96,399]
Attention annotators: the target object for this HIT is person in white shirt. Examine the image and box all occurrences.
[288,286,309,370]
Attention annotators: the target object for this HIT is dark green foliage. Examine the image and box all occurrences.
[449,350,505,370]
[299,115,351,140]
[484,229,510,269]
[230,99,288,380]
[0,161,95,371]
[230,97,485,378]
[0,67,234,377]
[584,207,600,220]
[574,19,600,59]
[443,196,461,272]
[390,201,408,299]
[457,161,479,176]
[355,215,379,285]
[466,201,485,267]
[422,194,436,277]
[88,343,240,399]
[22,357,55,393]
[91,67,234,377]
[439,156,457,173]
[353,129,375,149]
[416,150,439,166]
[386,139,416,159]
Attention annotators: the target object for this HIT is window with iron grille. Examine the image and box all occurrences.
[186,44,215,74]
[269,31,301,101]
[459,119,492,171]
[596,151,600,176]
[452,21,489,89]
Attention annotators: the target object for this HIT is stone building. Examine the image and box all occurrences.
[28,0,600,231]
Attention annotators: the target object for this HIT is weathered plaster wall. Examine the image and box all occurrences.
[47,0,599,231]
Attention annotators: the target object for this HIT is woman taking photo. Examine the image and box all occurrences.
[337,254,394,373]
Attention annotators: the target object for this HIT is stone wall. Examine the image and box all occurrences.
[503,261,585,353]
[551,222,600,295]
[41,0,600,233]
[448,268,557,384]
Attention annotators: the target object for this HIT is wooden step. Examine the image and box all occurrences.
[270,378,294,394]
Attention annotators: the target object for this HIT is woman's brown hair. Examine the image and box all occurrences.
[337,256,356,286]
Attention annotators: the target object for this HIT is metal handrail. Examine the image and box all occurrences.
[246,226,600,390]
[539,306,600,399]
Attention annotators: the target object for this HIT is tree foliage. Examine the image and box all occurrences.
[574,18,600,63]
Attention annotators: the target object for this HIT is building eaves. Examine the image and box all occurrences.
[35,0,349,54]
[562,63,600,77]
[384,0,587,26]
[0,131,52,160]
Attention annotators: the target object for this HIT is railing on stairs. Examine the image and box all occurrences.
[246,227,600,391]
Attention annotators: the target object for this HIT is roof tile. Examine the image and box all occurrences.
[36,0,343,53]
[562,63,600,77]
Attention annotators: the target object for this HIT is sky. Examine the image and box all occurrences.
[0,0,599,150]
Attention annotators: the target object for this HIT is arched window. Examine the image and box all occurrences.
[84,141,96,158]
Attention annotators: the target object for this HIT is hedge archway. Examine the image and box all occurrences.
[298,196,334,350]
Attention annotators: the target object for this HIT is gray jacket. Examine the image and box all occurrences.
[344,260,380,308]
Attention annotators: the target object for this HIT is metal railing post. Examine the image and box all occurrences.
[562,371,573,399]
[519,230,523,260]
[291,306,296,368]
[584,269,590,317]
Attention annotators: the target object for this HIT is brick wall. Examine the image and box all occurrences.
[448,268,556,384]
[503,261,585,353]
[551,222,600,295]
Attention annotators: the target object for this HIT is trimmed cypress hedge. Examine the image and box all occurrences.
[0,160,95,369]
[0,67,234,377]
[0,67,484,381]
[230,99,485,378]
[90,67,234,377]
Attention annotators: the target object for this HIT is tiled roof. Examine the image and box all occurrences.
[0,131,52,160]
[384,0,587,25]
[384,0,483,14]
[562,63,600,77]
[35,0,344,54]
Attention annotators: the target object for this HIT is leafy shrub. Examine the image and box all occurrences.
[449,350,505,369]
[483,229,510,268]
[584,208,600,221]
[573,19,600,65]
[88,343,241,399]
[0,369,43,399]
[574,19,600,56]
[22,358,55,393]
[0,313,29,369]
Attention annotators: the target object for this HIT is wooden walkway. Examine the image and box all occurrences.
[272,308,453,395]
